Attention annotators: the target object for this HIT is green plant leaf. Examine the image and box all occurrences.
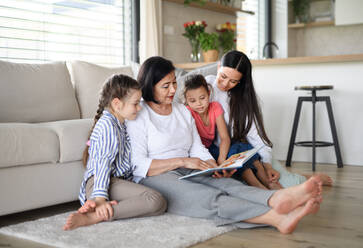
[198,32,219,51]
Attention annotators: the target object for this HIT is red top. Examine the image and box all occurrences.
[187,101,224,148]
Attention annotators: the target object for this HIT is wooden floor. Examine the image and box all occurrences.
[1,162,363,248]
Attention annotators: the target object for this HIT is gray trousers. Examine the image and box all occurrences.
[86,176,167,220]
[140,168,275,228]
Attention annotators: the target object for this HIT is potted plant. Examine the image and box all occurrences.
[216,22,236,53]
[292,0,310,23]
[198,32,220,62]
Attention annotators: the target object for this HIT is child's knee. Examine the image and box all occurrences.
[143,190,167,215]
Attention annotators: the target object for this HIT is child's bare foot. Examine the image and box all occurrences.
[276,198,320,234]
[269,176,322,214]
[78,200,97,213]
[63,212,104,231]
[304,173,333,186]
[268,181,283,190]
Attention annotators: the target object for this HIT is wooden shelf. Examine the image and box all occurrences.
[288,20,334,29]
[164,0,254,16]
[176,54,363,69]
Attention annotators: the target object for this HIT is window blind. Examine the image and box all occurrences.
[0,0,133,66]
[241,0,265,59]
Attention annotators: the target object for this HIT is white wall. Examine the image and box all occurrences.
[335,0,363,26]
[288,24,363,57]
[253,61,363,166]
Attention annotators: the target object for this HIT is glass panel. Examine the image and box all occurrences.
[0,0,132,66]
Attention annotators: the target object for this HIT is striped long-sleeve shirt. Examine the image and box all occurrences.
[78,110,133,205]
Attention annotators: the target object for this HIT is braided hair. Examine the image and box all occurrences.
[82,74,140,166]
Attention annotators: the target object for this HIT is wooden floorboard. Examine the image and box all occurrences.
[191,162,363,248]
[0,162,362,248]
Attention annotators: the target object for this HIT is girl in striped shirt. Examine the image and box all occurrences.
[63,74,166,231]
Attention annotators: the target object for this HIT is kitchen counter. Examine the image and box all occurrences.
[175,54,363,69]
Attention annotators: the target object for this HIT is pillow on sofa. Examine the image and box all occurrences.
[0,60,80,123]
[0,123,59,168]
[40,119,93,163]
[68,61,134,119]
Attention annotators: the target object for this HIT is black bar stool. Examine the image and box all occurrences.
[285,85,343,171]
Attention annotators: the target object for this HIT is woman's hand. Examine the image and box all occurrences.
[263,163,280,182]
[94,198,117,221]
[213,169,237,178]
[183,157,215,171]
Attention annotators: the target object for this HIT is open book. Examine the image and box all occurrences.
[179,146,263,180]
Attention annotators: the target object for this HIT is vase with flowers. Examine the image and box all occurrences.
[216,22,236,53]
[183,20,207,62]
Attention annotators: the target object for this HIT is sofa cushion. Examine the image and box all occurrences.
[0,123,59,168]
[0,60,80,123]
[40,119,93,163]
[68,61,134,119]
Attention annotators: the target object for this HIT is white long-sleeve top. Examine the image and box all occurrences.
[127,101,213,182]
[206,75,272,163]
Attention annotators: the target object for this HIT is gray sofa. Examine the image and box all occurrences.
[0,60,138,216]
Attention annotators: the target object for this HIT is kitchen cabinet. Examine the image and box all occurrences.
[335,0,363,26]
[163,0,254,16]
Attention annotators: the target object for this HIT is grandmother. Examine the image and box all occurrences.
[126,56,323,233]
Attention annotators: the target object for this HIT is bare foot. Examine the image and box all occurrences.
[304,173,333,186]
[269,176,322,214]
[276,198,320,234]
[63,212,103,231]
[78,200,97,214]
[268,181,283,190]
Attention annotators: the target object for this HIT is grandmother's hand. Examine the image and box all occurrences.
[183,158,215,171]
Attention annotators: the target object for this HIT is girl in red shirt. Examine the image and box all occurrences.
[184,74,280,189]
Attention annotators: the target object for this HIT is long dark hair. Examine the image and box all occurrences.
[137,56,175,103]
[221,50,272,147]
[82,74,140,167]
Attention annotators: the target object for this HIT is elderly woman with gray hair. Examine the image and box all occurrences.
[127,56,323,234]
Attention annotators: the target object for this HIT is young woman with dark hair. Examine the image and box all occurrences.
[205,50,332,187]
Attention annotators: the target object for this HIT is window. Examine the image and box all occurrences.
[237,0,265,59]
[0,0,134,66]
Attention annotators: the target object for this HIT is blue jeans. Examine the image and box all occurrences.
[208,142,260,179]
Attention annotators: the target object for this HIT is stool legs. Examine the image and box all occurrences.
[312,90,316,171]
[325,97,343,168]
[286,97,304,167]
[286,94,343,170]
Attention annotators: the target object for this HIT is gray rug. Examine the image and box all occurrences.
[0,212,236,248]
